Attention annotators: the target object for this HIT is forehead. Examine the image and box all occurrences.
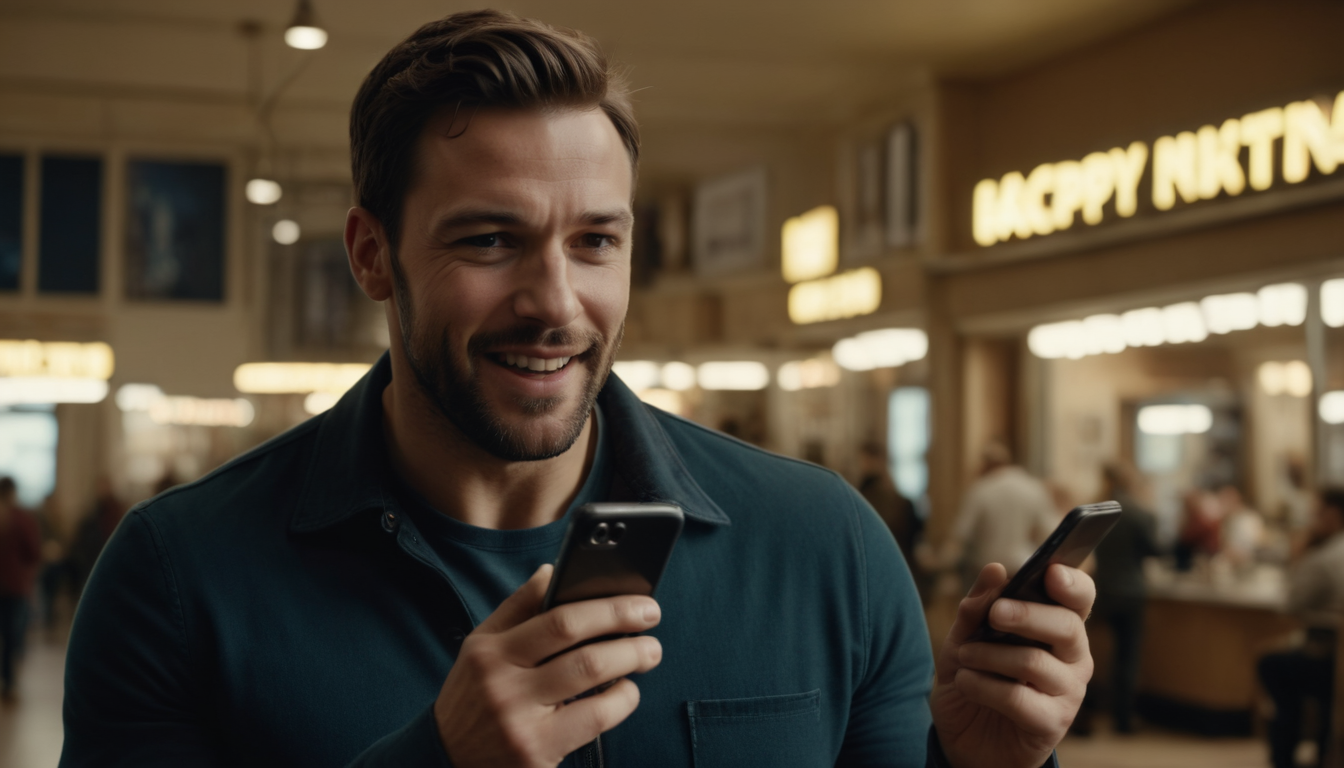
[412,106,633,206]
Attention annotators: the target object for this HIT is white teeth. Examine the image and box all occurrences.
[500,354,572,372]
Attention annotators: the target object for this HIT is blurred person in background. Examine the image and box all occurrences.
[0,476,42,703]
[1080,462,1159,736]
[934,441,1057,589]
[69,476,124,598]
[856,440,920,563]
[61,11,1097,768]
[35,491,70,635]
[1258,487,1344,768]
[1218,484,1265,568]
[1175,488,1223,571]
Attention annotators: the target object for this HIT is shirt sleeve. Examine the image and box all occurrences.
[836,488,935,767]
[60,509,226,767]
[61,509,458,768]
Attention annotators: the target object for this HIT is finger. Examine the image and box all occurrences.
[952,668,1068,737]
[505,595,662,665]
[547,677,642,755]
[987,599,1090,664]
[946,563,1010,645]
[1043,564,1096,621]
[476,564,553,634]
[532,635,662,705]
[957,642,1074,696]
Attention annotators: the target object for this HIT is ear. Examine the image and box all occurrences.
[345,207,395,302]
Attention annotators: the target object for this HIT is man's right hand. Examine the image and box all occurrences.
[433,564,664,767]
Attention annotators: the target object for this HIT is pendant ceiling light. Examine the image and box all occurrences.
[284,0,327,50]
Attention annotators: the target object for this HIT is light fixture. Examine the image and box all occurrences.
[611,361,662,392]
[233,362,371,394]
[303,391,340,415]
[245,178,282,205]
[697,362,770,391]
[833,328,928,371]
[284,0,328,50]
[272,219,301,245]
[1321,391,1344,425]
[0,378,108,406]
[1137,404,1213,435]
[660,362,697,391]
[1324,279,1344,328]
[778,358,841,391]
[0,339,114,379]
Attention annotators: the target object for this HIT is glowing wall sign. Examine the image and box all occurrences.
[788,267,882,325]
[973,91,1344,246]
[781,204,881,324]
[0,339,114,379]
[781,205,839,283]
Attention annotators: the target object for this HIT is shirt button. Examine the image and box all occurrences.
[381,511,398,532]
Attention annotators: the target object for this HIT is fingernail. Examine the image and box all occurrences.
[1059,566,1075,586]
[968,576,991,598]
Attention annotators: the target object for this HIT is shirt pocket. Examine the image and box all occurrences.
[686,689,824,768]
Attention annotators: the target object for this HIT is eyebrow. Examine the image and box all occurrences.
[430,208,634,236]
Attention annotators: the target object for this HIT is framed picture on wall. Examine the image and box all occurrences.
[691,166,767,277]
[124,158,226,301]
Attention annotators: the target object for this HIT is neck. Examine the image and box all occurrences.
[380,363,597,531]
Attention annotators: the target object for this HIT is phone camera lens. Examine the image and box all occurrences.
[590,522,610,545]
[610,522,626,543]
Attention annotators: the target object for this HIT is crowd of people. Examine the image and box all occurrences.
[0,474,128,703]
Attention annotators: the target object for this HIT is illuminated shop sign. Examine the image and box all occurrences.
[781,205,883,324]
[973,91,1344,247]
[0,339,115,405]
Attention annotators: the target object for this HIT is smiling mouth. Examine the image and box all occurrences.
[493,352,575,373]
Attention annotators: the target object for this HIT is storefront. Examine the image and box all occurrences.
[925,0,1344,732]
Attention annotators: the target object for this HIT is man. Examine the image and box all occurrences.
[1087,463,1159,734]
[0,476,42,702]
[1259,487,1344,768]
[62,11,1094,767]
[855,441,919,563]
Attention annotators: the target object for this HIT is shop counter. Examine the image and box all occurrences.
[1132,564,1299,735]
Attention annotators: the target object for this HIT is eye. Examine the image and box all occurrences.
[580,233,617,249]
[461,233,504,249]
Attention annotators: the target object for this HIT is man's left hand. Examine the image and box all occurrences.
[930,563,1095,768]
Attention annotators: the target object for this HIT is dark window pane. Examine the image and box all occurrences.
[0,155,20,291]
[124,159,226,301]
[39,156,102,294]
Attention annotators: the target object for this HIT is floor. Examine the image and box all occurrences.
[0,626,1273,768]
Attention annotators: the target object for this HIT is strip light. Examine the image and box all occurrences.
[0,339,114,379]
[1028,283,1306,360]
[233,362,371,394]
[833,328,928,371]
[0,377,108,405]
[1137,404,1213,435]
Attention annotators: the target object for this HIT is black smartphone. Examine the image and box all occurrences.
[541,502,685,612]
[975,501,1122,647]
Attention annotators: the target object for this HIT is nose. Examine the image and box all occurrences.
[512,240,581,328]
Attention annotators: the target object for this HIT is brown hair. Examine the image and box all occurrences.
[349,9,640,253]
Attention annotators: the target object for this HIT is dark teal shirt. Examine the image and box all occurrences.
[60,353,990,767]
[390,405,613,628]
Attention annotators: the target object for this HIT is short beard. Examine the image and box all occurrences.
[391,253,619,462]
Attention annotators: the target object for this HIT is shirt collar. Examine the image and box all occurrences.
[290,352,730,533]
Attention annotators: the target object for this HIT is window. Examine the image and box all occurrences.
[888,386,931,505]
[124,159,226,301]
[39,155,103,294]
[0,406,58,508]
[0,154,20,291]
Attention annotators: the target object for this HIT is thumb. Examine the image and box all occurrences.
[477,563,553,634]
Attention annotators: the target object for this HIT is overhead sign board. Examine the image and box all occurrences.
[973,91,1344,247]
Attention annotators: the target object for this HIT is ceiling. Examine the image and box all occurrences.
[0,0,1202,183]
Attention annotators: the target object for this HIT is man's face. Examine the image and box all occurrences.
[391,106,633,462]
